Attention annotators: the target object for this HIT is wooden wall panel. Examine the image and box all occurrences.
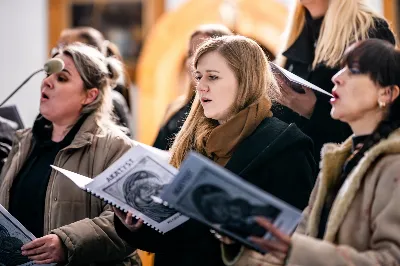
[48,0,69,53]
[383,0,399,40]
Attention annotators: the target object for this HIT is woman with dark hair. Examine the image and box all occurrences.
[245,38,400,265]
[273,0,396,163]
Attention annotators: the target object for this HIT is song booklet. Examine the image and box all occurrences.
[269,62,333,97]
[0,204,54,266]
[160,152,302,254]
[51,143,189,234]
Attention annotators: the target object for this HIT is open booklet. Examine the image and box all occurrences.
[51,143,189,234]
[0,204,54,266]
[160,152,302,254]
[269,62,333,97]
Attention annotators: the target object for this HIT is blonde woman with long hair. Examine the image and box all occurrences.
[114,36,316,266]
[153,24,233,150]
[273,0,395,163]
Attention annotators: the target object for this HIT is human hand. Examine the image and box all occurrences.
[248,217,292,261]
[210,229,235,245]
[113,207,144,232]
[21,234,66,264]
[275,75,317,118]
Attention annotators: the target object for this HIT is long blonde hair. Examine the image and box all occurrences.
[162,24,233,125]
[276,0,381,68]
[169,36,278,167]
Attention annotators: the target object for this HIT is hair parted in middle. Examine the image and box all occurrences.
[169,35,279,167]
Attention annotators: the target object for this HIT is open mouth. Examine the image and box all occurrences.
[201,97,212,103]
[41,92,49,99]
[330,90,339,104]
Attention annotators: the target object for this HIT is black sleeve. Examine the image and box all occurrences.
[152,125,171,151]
[112,93,133,137]
[258,143,317,210]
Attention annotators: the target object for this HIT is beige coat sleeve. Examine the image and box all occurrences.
[52,135,136,265]
[287,162,400,266]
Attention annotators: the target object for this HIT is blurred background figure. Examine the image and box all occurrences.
[152,24,233,150]
[272,0,396,162]
[0,117,17,172]
[53,26,135,137]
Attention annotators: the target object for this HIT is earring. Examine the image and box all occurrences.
[378,101,386,108]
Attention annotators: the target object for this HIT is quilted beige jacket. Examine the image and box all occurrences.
[0,113,141,266]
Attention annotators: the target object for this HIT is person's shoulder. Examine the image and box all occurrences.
[244,117,313,157]
[95,124,134,148]
[14,128,32,141]
[368,17,396,45]
[254,117,311,143]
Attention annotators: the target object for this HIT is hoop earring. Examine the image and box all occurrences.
[378,101,386,108]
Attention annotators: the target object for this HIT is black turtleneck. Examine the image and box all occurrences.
[9,115,87,237]
[317,135,370,239]
[305,10,324,50]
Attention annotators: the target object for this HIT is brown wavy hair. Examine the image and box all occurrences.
[162,24,233,125]
[169,36,278,167]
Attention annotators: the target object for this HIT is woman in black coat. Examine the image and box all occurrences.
[114,36,316,266]
[273,0,396,162]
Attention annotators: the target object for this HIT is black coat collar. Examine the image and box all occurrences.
[225,117,313,176]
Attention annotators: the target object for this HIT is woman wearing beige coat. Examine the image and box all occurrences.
[232,39,400,265]
[0,44,140,265]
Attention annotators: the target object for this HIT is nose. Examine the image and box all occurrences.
[196,78,209,93]
[42,74,54,89]
[331,68,346,86]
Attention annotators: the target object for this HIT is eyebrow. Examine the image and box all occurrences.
[62,68,71,75]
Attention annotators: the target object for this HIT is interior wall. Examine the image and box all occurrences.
[0,0,48,128]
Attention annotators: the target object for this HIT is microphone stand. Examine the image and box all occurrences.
[0,69,44,107]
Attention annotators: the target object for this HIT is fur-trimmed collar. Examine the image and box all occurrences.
[306,128,400,241]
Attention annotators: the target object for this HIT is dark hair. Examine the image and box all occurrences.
[340,38,400,176]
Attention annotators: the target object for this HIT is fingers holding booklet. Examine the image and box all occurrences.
[52,143,301,253]
[112,207,144,232]
[159,152,301,254]
[0,204,54,266]
[269,62,333,97]
[51,143,189,234]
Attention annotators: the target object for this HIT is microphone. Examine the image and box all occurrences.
[0,58,65,107]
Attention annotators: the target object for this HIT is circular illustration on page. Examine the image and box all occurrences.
[0,223,30,266]
[103,157,177,223]
[122,170,176,223]
[192,184,281,239]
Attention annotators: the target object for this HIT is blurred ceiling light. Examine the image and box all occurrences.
[219,0,238,29]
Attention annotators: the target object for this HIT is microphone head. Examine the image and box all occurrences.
[44,58,64,75]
